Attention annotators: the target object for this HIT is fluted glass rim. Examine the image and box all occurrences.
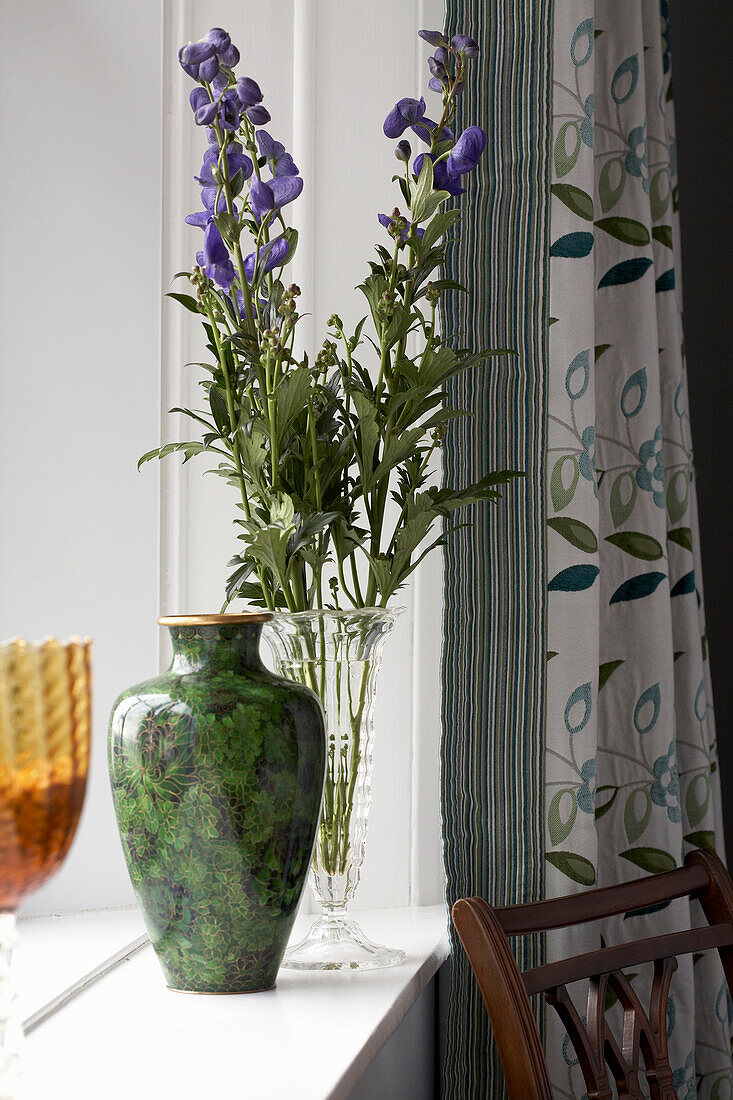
[265,606,405,627]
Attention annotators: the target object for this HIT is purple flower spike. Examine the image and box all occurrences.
[237,77,263,108]
[446,125,486,176]
[418,30,447,47]
[243,237,290,283]
[451,34,479,57]
[270,175,303,209]
[246,104,271,125]
[256,131,299,177]
[200,222,235,288]
[383,96,426,138]
[249,178,276,221]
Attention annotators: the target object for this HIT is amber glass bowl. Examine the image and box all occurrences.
[0,638,91,910]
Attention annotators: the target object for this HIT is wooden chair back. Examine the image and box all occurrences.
[452,849,733,1100]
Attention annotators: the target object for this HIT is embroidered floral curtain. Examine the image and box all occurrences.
[441,2,730,1096]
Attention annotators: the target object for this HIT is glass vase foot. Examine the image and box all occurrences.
[283,912,405,972]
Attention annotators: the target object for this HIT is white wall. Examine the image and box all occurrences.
[0,1,162,913]
[0,0,443,916]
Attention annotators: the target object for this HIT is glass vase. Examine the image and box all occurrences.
[264,608,405,971]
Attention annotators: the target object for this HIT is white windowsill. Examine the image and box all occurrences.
[16,903,449,1100]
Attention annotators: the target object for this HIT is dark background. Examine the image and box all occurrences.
[673,2,733,857]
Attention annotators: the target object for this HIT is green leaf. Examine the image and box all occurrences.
[137,440,206,469]
[684,830,716,852]
[666,469,690,524]
[550,455,580,512]
[609,472,637,527]
[652,224,674,249]
[670,570,695,597]
[599,659,624,690]
[166,291,201,314]
[594,216,650,246]
[620,846,676,874]
[550,183,594,220]
[549,232,594,258]
[547,516,598,553]
[598,156,627,212]
[420,209,461,251]
[410,155,436,223]
[547,651,558,661]
[548,789,578,845]
[554,121,581,178]
[595,785,619,820]
[212,211,242,248]
[667,526,692,551]
[685,773,710,828]
[273,366,312,437]
[598,257,653,288]
[209,386,230,435]
[595,344,612,361]
[604,531,663,561]
[624,788,652,843]
[548,564,600,592]
[545,850,596,886]
[609,572,666,604]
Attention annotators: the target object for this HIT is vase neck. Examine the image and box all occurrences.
[167,624,264,674]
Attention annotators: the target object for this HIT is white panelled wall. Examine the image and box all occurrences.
[1,0,444,916]
[0,0,162,915]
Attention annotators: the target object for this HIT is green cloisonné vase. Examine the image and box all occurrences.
[108,613,325,994]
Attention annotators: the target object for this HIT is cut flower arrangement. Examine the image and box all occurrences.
[142,23,520,970]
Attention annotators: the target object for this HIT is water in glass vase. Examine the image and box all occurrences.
[264,608,405,971]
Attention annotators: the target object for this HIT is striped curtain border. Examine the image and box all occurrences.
[440,0,554,1095]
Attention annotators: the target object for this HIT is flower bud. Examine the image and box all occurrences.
[395,140,412,162]
[418,29,447,47]
[328,313,343,330]
[425,282,440,306]
[451,34,479,57]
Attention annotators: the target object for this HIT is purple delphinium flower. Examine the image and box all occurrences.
[205,27,240,67]
[196,222,235,288]
[245,104,271,126]
[179,28,240,80]
[411,116,454,146]
[236,77,263,108]
[195,144,253,207]
[418,29,447,47]
[451,34,479,57]
[189,85,240,129]
[249,175,303,222]
[377,213,424,242]
[256,131,299,177]
[412,153,465,197]
[243,237,290,282]
[249,178,276,222]
[383,97,426,138]
[446,125,486,176]
[185,192,233,229]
